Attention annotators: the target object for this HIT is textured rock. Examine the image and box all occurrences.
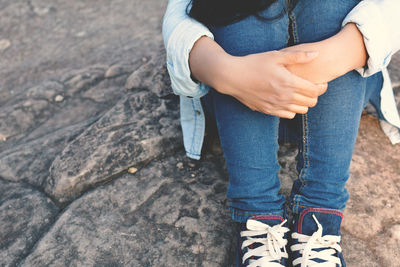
[0,67,135,189]
[125,48,172,97]
[22,153,235,267]
[277,143,298,198]
[371,223,400,267]
[341,230,380,267]
[45,90,181,205]
[343,115,400,264]
[0,0,167,105]
[344,115,400,238]
[0,66,124,151]
[0,122,87,188]
[0,80,61,146]
[0,179,59,267]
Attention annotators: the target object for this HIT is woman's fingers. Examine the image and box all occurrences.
[285,72,328,98]
[276,50,319,65]
[286,104,309,114]
[257,100,310,117]
[224,51,329,118]
[317,83,328,95]
[272,110,297,119]
[292,93,318,108]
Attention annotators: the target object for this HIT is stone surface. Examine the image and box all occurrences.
[371,223,400,267]
[0,67,132,189]
[344,115,400,237]
[0,179,59,267]
[45,90,181,205]
[125,48,172,97]
[341,230,380,267]
[277,143,298,198]
[0,0,166,105]
[21,153,235,267]
[0,122,87,188]
[343,115,400,266]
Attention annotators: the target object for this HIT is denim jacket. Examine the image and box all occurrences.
[162,0,400,160]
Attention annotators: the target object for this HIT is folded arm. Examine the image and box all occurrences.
[343,0,400,77]
[284,0,400,83]
[282,23,367,84]
[162,0,214,98]
[162,0,400,117]
[163,0,327,118]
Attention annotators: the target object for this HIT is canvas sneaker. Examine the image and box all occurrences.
[237,215,290,267]
[290,208,346,267]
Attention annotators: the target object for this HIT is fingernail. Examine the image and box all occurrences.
[306,51,319,57]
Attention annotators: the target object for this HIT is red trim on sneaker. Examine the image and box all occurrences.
[298,208,343,234]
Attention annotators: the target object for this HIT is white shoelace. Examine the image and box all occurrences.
[291,215,342,267]
[240,219,289,267]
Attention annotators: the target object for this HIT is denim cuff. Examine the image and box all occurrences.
[290,202,345,216]
[230,206,286,223]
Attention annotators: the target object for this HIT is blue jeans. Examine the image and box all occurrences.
[201,0,383,222]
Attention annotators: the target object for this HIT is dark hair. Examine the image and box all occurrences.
[187,0,286,27]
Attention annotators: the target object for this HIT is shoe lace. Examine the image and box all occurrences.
[291,215,342,267]
[240,219,289,267]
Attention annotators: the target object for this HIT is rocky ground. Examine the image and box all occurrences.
[0,1,399,266]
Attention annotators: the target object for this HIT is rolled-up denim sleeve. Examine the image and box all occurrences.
[162,0,214,98]
[342,0,400,77]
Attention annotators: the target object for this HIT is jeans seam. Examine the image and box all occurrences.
[233,211,266,216]
[251,215,285,221]
[289,11,299,44]
[295,114,309,212]
[292,203,309,209]
[230,207,284,217]
[289,11,301,213]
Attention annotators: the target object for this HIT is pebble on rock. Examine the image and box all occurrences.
[128,167,138,174]
[0,39,11,51]
[105,65,123,78]
[76,31,86,37]
[54,95,64,102]
[176,162,184,169]
[34,7,51,16]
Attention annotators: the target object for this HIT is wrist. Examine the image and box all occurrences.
[211,52,239,95]
[332,23,367,72]
[189,36,234,93]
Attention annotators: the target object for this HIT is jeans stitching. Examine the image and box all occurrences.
[292,203,309,209]
[289,11,299,44]
[294,114,309,213]
[289,10,303,214]
[233,210,276,216]
[251,215,285,221]
[231,207,284,218]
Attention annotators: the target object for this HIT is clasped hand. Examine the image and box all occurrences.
[218,50,328,119]
[189,23,366,119]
